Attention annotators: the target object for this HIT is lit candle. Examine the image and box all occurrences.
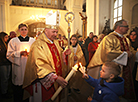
[24,47,27,52]
[79,63,86,75]
[51,64,78,101]
[79,63,83,68]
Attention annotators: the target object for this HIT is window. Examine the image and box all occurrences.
[113,0,123,24]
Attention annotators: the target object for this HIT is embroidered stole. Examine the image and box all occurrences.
[114,34,136,100]
[47,43,62,76]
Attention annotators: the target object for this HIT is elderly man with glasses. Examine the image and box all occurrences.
[87,19,136,101]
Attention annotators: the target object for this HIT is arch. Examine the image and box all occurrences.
[132,4,138,24]
[130,1,138,29]
[13,19,66,37]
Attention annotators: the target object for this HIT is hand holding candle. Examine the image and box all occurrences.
[79,63,89,79]
[51,64,78,101]
[20,47,28,56]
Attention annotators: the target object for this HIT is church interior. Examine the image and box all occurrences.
[0,0,138,102]
[0,0,137,37]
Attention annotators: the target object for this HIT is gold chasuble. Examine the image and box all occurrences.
[88,32,136,100]
[65,44,86,90]
[69,44,86,68]
[23,33,65,101]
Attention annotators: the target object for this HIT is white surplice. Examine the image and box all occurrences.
[7,37,35,85]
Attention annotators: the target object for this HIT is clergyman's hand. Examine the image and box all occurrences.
[56,76,68,88]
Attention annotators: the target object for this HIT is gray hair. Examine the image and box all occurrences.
[113,19,127,30]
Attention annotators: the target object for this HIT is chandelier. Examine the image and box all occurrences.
[30,15,46,22]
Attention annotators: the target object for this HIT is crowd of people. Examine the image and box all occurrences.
[0,10,138,102]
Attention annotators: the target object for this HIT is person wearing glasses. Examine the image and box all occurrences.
[22,11,71,102]
[87,19,136,101]
[7,23,35,102]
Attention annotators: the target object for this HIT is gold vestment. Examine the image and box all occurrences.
[23,33,65,89]
[88,32,135,79]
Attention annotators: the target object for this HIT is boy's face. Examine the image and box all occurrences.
[71,37,77,46]
[100,65,112,80]
[18,26,28,37]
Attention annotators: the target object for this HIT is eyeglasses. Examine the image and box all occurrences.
[21,29,27,31]
[71,39,77,41]
[130,34,137,36]
[119,25,129,28]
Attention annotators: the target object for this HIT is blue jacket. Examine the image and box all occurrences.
[85,75,124,102]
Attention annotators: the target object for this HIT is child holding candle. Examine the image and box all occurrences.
[83,62,124,102]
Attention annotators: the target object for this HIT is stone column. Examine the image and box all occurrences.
[86,0,95,36]
[0,0,11,33]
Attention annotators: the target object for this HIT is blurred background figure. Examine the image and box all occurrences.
[84,32,93,67]
[128,30,138,51]
[0,32,12,99]
[35,31,41,39]
[97,34,105,43]
[58,34,64,49]
[57,34,67,50]
[78,35,83,47]
[62,35,68,49]
[7,31,17,43]
[78,35,85,56]
[128,30,138,102]
[88,35,99,62]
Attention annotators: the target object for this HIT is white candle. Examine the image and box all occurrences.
[51,64,78,101]
[79,63,83,68]
[79,63,86,75]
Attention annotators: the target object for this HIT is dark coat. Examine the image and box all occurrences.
[85,75,124,102]
[0,39,11,66]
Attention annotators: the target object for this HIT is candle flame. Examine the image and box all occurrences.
[72,64,78,71]
[79,63,83,68]
[25,47,27,51]
[79,62,86,75]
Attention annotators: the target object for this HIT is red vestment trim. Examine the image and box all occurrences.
[114,34,136,100]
